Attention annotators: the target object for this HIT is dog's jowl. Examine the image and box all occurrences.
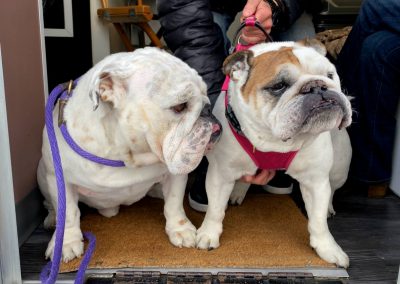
[197,40,352,268]
[38,47,221,262]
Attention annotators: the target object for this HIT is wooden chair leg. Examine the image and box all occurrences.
[138,30,146,48]
[113,23,135,51]
[136,22,163,48]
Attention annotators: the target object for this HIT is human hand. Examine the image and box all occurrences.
[240,169,276,185]
[241,0,273,44]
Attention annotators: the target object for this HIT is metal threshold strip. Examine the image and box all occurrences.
[23,266,348,283]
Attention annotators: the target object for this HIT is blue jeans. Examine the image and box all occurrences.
[212,12,235,57]
[337,0,400,184]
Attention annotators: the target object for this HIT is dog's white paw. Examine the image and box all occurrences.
[166,221,197,248]
[43,212,56,229]
[45,228,84,263]
[311,237,349,268]
[98,206,120,218]
[328,203,336,217]
[195,222,222,250]
[196,232,220,250]
[229,191,246,205]
[229,184,249,205]
[61,239,84,263]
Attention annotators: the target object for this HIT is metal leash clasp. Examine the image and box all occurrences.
[67,79,73,95]
[58,80,74,126]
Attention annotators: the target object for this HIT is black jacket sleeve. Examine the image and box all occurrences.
[283,0,304,27]
[157,0,227,107]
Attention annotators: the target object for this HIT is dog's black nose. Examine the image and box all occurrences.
[199,104,222,143]
[301,80,328,95]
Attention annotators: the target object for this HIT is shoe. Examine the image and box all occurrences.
[262,171,293,194]
[188,158,208,213]
[188,190,208,213]
[367,183,389,198]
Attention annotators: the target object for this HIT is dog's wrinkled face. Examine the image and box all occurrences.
[223,40,352,142]
[88,48,221,174]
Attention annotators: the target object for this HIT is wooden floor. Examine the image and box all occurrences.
[293,184,400,284]
[327,187,400,283]
[20,185,400,283]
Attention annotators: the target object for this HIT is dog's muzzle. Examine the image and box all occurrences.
[162,105,222,175]
[301,84,350,129]
[275,80,352,141]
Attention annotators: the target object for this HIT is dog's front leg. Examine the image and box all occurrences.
[196,161,234,250]
[299,178,349,268]
[43,174,84,263]
[162,174,196,248]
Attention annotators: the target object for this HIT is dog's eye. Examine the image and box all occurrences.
[265,82,288,96]
[327,72,334,79]
[171,102,187,114]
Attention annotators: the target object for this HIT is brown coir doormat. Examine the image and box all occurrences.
[60,193,332,272]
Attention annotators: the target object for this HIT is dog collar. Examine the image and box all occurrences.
[222,77,298,170]
[56,80,126,167]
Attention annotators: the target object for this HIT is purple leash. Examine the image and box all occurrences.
[40,81,97,284]
[58,81,125,167]
[60,125,125,167]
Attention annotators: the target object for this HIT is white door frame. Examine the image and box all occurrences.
[0,0,49,281]
[0,45,22,284]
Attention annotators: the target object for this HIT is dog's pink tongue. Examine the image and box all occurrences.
[212,123,221,133]
[205,122,222,154]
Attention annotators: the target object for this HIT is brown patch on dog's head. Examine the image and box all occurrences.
[241,47,301,102]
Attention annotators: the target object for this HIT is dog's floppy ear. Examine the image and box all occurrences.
[222,50,254,82]
[89,71,127,111]
[297,38,327,57]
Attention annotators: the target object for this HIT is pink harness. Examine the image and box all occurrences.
[223,19,298,170]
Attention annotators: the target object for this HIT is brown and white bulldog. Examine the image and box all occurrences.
[196,40,352,268]
[37,47,221,262]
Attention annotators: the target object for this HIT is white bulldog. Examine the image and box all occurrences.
[37,47,221,262]
[196,40,352,268]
